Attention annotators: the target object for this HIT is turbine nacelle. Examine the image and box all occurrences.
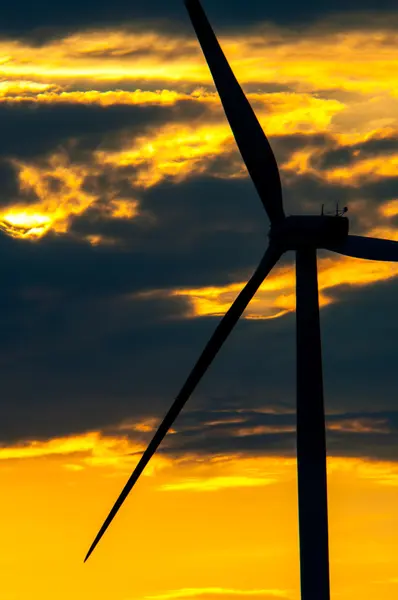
[269,215,349,251]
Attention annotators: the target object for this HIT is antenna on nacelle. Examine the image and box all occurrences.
[321,203,348,217]
[335,201,348,216]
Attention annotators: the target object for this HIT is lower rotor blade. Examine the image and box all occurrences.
[326,234,398,262]
[84,244,282,562]
[184,0,285,224]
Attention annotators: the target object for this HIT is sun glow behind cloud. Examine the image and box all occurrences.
[0,19,395,264]
[0,19,396,236]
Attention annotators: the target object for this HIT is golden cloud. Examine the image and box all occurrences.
[159,475,276,492]
[170,245,398,319]
[2,426,398,494]
[0,18,396,327]
[0,21,396,92]
[157,455,298,492]
[0,18,396,234]
[327,456,398,486]
[0,428,172,474]
[327,418,390,434]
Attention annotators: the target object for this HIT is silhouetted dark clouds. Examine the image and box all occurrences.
[0,100,207,163]
[1,207,398,459]
[311,134,398,171]
[148,407,398,462]
[1,0,397,39]
[0,0,397,469]
[0,130,397,458]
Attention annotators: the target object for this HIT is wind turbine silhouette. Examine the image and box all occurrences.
[85,1,398,598]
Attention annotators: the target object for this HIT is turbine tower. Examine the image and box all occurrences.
[85,1,398,598]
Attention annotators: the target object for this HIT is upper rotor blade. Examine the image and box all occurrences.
[184,0,284,224]
[84,245,281,562]
[326,234,398,262]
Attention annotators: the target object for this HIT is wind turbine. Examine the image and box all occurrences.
[85,1,398,598]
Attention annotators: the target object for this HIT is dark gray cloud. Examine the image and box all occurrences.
[70,173,276,280]
[0,151,398,453]
[71,129,368,242]
[311,133,398,171]
[133,405,398,461]
[0,99,206,164]
[102,405,398,462]
[0,97,211,213]
[0,161,22,206]
[276,132,398,231]
[1,0,397,40]
[1,219,398,461]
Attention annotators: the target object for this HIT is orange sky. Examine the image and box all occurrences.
[2,437,398,600]
[0,8,398,600]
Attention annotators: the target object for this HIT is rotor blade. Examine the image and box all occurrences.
[84,245,282,562]
[326,234,398,262]
[184,0,285,224]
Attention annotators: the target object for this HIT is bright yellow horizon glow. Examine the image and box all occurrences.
[1,429,398,599]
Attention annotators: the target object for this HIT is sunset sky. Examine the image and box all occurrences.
[1,0,398,598]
